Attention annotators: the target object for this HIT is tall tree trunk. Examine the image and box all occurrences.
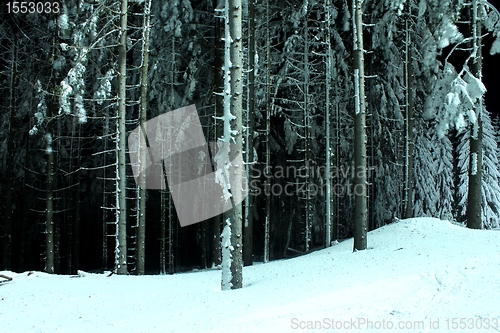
[263,0,271,264]
[4,31,18,271]
[45,116,55,274]
[403,17,415,219]
[352,0,368,251]
[303,10,312,252]
[44,34,59,274]
[212,1,223,268]
[115,0,129,274]
[221,0,244,290]
[136,0,151,275]
[74,139,81,273]
[229,0,244,289]
[324,0,333,247]
[167,33,176,275]
[467,0,483,229]
[333,71,341,242]
[243,0,255,267]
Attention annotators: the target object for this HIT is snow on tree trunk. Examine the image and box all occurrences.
[228,0,244,290]
[218,0,243,290]
[45,130,55,274]
[221,218,233,290]
[115,0,128,274]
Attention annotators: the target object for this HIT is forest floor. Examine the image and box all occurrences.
[1,217,500,333]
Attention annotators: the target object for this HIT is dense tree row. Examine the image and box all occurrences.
[1,0,499,288]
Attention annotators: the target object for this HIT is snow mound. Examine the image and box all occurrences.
[1,217,499,333]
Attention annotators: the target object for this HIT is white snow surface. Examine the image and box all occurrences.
[1,218,499,333]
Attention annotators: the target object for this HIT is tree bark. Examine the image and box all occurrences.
[102,106,110,270]
[160,189,166,274]
[45,112,55,274]
[467,0,483,229]
[136,0,151,275]
[403,16,415,219]
[243,0,255,267]
[212,1,223,268]
[115,0,129,274]
[4,31,18,271]
[263,0,271,264]
[221,0,244,290]
[303,10,312,252]
[324,0,335,247]
[352,0,368,251]
[74,142,81,274]
[228,0,244,289]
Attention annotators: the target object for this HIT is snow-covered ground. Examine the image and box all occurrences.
[1,218,499,333]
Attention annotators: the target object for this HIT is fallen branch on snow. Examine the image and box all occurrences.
[0,274,13,283]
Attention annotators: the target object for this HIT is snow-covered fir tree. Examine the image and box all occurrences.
[413,122,455,220]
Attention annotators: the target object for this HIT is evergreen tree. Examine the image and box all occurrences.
[456,109,500,228]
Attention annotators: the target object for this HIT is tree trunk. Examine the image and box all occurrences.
[200,222,208,269]
[263,0,271,264]
[45,120,55,274]
[243,0,255,267]
[467,0,483,229]
[115,0,129,274]
[212,2,223,268]
[4,31,18,271]
[102,107,110,269]
[168,195,175,274]
[221,0,244,290]
[324,0,333,248]
[303,10,312,252]
[160,189,166,274]
[136,0,151,275]
[74,144,81,273]
[229,0,244,289]
[54,119,63,274]
[352,0,368,251]
[403,17,415,219]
